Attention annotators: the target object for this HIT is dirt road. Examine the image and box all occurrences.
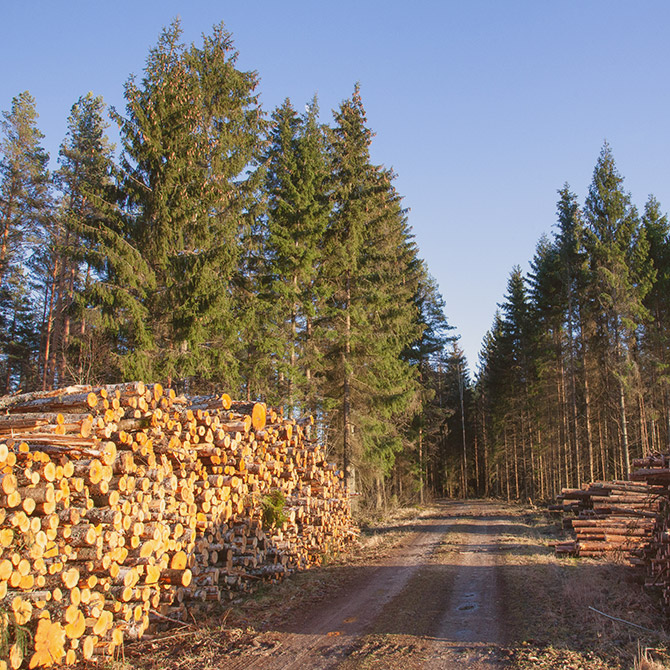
[127,500,664,670]
[219,500,512,669]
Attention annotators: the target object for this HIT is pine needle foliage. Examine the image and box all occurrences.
[260,489,288,529]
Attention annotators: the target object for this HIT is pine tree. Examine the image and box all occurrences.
[0,91,51,290]
[41,93,118,387]
[0,91,51,391]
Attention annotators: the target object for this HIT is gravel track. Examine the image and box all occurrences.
[219,500,513,669]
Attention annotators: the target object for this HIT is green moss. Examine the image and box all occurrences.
[261,490,288,529]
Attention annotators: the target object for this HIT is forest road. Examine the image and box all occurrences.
[220,500,514,669]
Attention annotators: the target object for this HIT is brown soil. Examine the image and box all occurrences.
[113,500,670,670]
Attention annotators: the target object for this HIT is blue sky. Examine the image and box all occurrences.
[3,1,670,369]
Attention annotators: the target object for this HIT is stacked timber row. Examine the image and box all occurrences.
[630,455,670,607]
[550,480,664,562]
[0,383,355,669]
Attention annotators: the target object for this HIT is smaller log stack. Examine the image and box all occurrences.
[550,481,667,565]
[551,480,664,562]
[629,455,670,607]
[551,455,670,611]
[0,383,357,669]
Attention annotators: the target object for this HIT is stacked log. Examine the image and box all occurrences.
[0,383,356,668]
[629,455,670,607]
[550,480,664,562]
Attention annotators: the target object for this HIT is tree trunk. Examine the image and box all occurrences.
[459,362,467,498]
[342,269,352,491]
[41,261,59,391]
[513,424,520,499]
[481,407,489,498]
[0,192,15,290]
[619,378,630,480]
[583,351,595,481]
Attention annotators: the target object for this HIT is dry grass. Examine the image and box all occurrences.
[497,508,670,669]
[635,645,670,670]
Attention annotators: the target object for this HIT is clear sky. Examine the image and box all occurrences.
[3,1,670,370]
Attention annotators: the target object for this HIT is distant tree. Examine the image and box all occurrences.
[403,267,455,501]
[476,311,510,498]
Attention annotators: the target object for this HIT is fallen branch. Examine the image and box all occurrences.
[588,606,666,636]
[149,610,194,628]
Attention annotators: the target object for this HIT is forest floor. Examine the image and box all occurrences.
[107,500,670,670]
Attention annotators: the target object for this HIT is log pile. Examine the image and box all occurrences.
[0,383,356,668]
[551,480,664,562]
[551,456,670,610]
[629,455,670,607]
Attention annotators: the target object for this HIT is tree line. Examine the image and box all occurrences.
[472,142,670,501]
[0,19,466,506]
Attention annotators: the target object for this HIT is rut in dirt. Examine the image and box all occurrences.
[219,500,512,670]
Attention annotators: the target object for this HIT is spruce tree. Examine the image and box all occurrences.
[322,86,423,500]
[323,84,376,489]
[113,19,264,388]
[355,172,422,503]
[583,143,653,477]
[641,195,670,447]
[476,311,511,498]
[262,97,331,413]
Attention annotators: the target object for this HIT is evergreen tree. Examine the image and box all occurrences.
[262,97,331,413]
[476,311,510,498]
[0,91,51,289]
[0,265,39,392]
[323,84,376,489]
[323,85,421,499]
[113,19,264,388]
[0,91,51,391]
[402,267,454,501]
[583,143,654,477]
[446,341,472,496]
[42,93,118,387]
[355,172,422,503]
[641,195,670,448]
